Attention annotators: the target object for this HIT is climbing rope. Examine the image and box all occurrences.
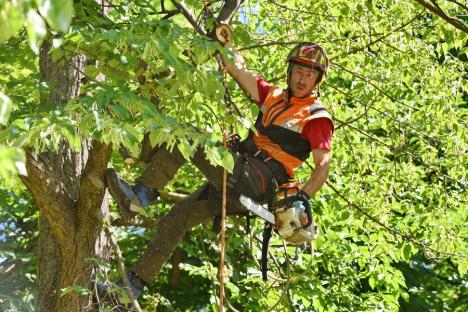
[218,125,228,312]
[217,52,235,312]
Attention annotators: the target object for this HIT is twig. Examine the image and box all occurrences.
[447,0,468,11]
[335,118,466,187]
[413,0,468,34]
[169,0,207,35]
[324,181,467,260]
[265,241,291,312]
[266,0,351,19]
[327,83,439,145]
[346,13,423,55]
[111,216,157,228]
[105,221,143,312]
[237,40,307,51]
[331,61,420,111]
[0,260,23,279]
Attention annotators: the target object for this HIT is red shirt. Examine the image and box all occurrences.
[257,76,333,151]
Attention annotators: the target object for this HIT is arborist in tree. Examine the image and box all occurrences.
[103,25,334,298]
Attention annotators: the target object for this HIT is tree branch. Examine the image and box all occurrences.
[170,0,244,38]
[131,184,217,282]
[77,140,112,222]
[331,61,420,111]
[0,260,24,279]
[105,222,142,312]
[169,0,207,35]
[21,151,76,249]
[326,182,467,260]
[328,83,439,146]
[447,0,468,11]
[266,0,351,19]
[216,0,244,24]
[111,217,157,228]
[346,13,423,55]
[413,0,468,34]
[334,118,466,187]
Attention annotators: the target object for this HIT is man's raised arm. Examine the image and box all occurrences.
[220,41,260,103]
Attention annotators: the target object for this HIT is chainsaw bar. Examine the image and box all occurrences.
[239,195,275,225]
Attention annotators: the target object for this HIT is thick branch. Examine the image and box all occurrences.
[21,151,76,249]
[131,184,217,281]
[413,0,468,34]
[76,140,112,222]
[216,0,244,24]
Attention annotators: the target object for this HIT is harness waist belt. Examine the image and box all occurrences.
[239,137,290,185]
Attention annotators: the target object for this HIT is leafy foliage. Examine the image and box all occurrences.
[0,0,467,311]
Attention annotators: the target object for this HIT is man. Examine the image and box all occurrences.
[104,31,333,297]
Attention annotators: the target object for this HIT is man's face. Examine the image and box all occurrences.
[289,63,320,98]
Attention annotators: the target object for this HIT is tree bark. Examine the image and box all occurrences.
[21,39,113,311]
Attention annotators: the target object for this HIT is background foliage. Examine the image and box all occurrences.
[0,0,466,311]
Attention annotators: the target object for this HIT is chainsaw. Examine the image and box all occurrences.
[239,183,319,280]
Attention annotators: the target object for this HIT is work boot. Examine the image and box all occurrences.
[105,168,159,219]
[130,183,159,213]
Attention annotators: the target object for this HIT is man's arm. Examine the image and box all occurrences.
[301,148,331,197]
[220,42,260,102]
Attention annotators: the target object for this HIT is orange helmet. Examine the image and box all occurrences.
[286,43,329,84]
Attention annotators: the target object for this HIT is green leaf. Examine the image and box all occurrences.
[60,285,91,297]
[110,104,129,120]
[401,243,412,261]
[369,276,376,289]
[0,92,12,125]
[0,146,26,179]
[60,122,81,151]
[26,10,47,54]
[0,1,23,43]
[178,140,194,160]
[458,261,467,276]
[221,151,234,173]
[39,0,74,33]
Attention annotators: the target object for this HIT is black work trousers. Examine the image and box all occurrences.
[131,142,282,282]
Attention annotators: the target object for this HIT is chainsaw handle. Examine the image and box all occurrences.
[296,191,312,229]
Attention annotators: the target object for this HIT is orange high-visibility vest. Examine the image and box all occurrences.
[252,86,334,178]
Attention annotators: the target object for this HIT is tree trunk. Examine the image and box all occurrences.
[20,2,244,310]
[21,40,112,312]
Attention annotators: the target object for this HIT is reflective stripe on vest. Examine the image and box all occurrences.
[252,86,334,178]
